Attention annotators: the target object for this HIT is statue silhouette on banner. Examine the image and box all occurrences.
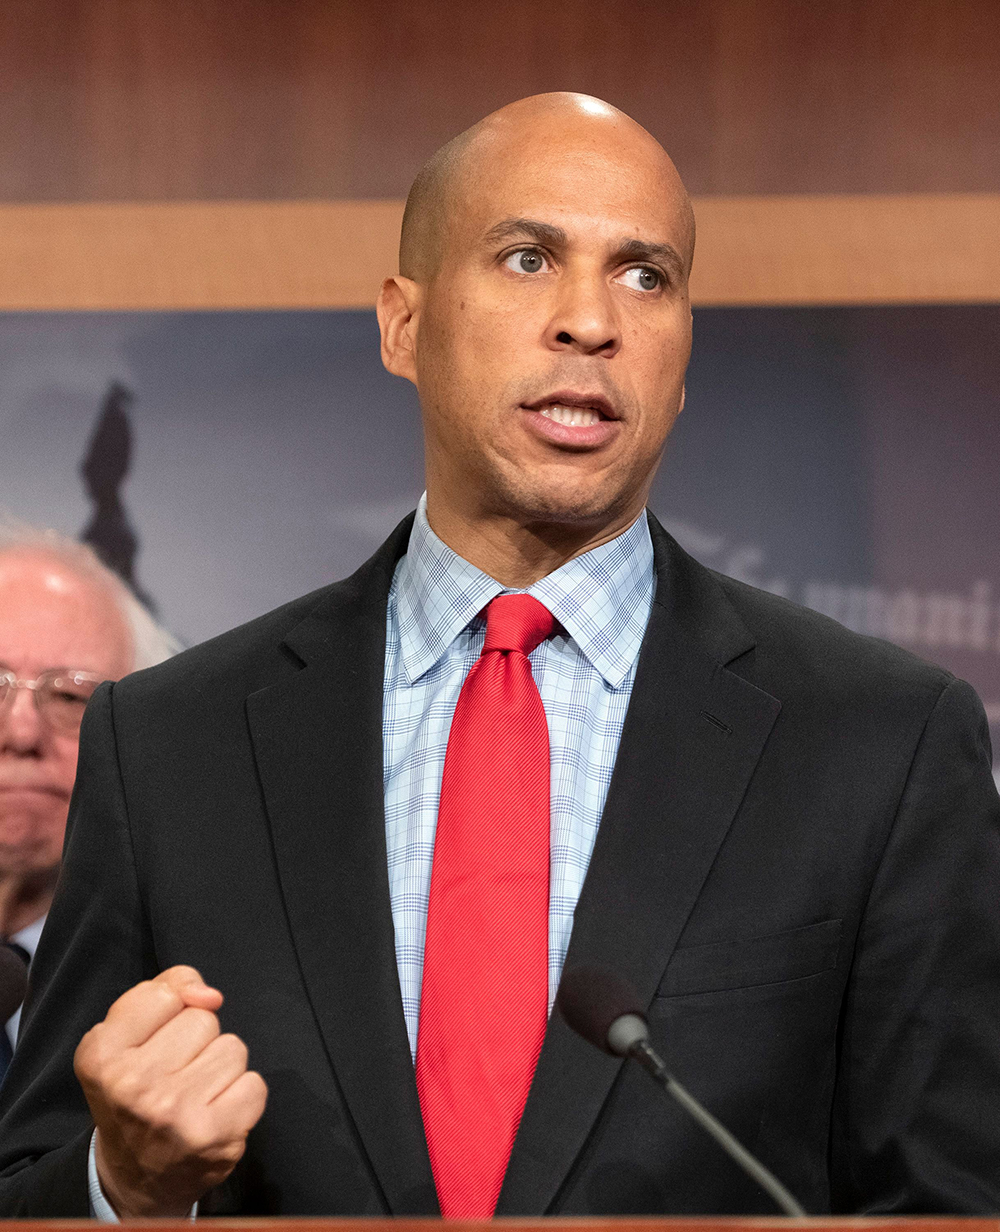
[79,382,157,615]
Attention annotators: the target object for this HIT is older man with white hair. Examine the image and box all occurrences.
[0,520,175,1079]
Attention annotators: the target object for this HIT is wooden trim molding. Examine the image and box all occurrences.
[1,194,998,310]
[691,193,1000,306]
[0,201,404,311]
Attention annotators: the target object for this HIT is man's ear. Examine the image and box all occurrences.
[377,276,423,385]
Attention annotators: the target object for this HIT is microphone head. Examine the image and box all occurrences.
[0,943,28,1024]
[556,964,648,1056]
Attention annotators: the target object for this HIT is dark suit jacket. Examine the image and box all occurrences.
[2,513,1000,1216]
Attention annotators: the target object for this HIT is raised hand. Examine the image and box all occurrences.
[74,965,267,1217]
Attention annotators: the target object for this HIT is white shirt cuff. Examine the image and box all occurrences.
[87,1130,197,1221]
[87,1131,119,1222]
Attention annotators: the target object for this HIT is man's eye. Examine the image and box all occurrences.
[619,266,661,292]
[504,249,548,275]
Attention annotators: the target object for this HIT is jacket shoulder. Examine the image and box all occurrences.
[120,581,337,700]
[712,568,957,703]
[117,511,415,704]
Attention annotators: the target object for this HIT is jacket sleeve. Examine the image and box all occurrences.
[831,675,1000,1213]
[0,682,157,1215]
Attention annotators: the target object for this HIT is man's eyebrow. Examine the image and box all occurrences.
[612,237,686,280]
[482,218,568,248]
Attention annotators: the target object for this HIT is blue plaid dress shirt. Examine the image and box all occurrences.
[384,495,655,1059]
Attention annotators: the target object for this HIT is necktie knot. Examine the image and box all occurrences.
[482,593,555,657]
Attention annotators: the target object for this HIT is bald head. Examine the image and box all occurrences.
[399,92,695,283]
[378,90,695,576]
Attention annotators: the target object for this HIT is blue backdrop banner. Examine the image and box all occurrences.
[1,305,996,759]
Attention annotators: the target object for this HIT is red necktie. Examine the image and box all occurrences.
[416,593,555,1218]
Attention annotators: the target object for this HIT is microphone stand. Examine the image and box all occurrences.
[628,1037,807,1217]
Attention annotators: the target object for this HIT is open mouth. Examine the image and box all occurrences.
[523,393,617,426]
[540,405,604,427]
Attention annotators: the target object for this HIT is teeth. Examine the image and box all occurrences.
[540,404,601,426]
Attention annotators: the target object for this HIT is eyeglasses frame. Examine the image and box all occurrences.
[0,666,104,733]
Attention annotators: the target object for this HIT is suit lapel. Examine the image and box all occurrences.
[497,517,782,1214]
[246,515,439,1215]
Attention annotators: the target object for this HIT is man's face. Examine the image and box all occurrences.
[406,118,693,533]
[0,550,132,879]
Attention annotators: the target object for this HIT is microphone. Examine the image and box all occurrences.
[0,943,29,1024]
[556,965,807,1217]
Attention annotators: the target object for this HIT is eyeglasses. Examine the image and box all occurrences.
[0,666,103,734]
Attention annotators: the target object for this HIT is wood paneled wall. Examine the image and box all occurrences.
[4,195,999,309]
[1,0,997,203]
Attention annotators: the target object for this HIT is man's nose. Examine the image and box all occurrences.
[545,272,621,358]
[1,689,46,755]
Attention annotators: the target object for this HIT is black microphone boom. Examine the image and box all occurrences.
[557,964,807,1218]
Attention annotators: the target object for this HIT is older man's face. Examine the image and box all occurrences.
[0,551,132,879]
[409,109,693,534]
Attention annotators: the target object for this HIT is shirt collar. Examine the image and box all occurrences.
[11,913,45,961]
[394,494,655,689]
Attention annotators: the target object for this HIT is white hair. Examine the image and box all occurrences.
[0,513,180,670]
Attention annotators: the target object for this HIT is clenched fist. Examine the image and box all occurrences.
[74,966,268,1218]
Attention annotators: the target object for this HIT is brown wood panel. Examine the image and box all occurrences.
[2,194,998,310]
[691,193,1000,305]
[0,200,403,309]
[0,0,997,203]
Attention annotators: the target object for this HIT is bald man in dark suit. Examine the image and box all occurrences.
[2,93,999,1218]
